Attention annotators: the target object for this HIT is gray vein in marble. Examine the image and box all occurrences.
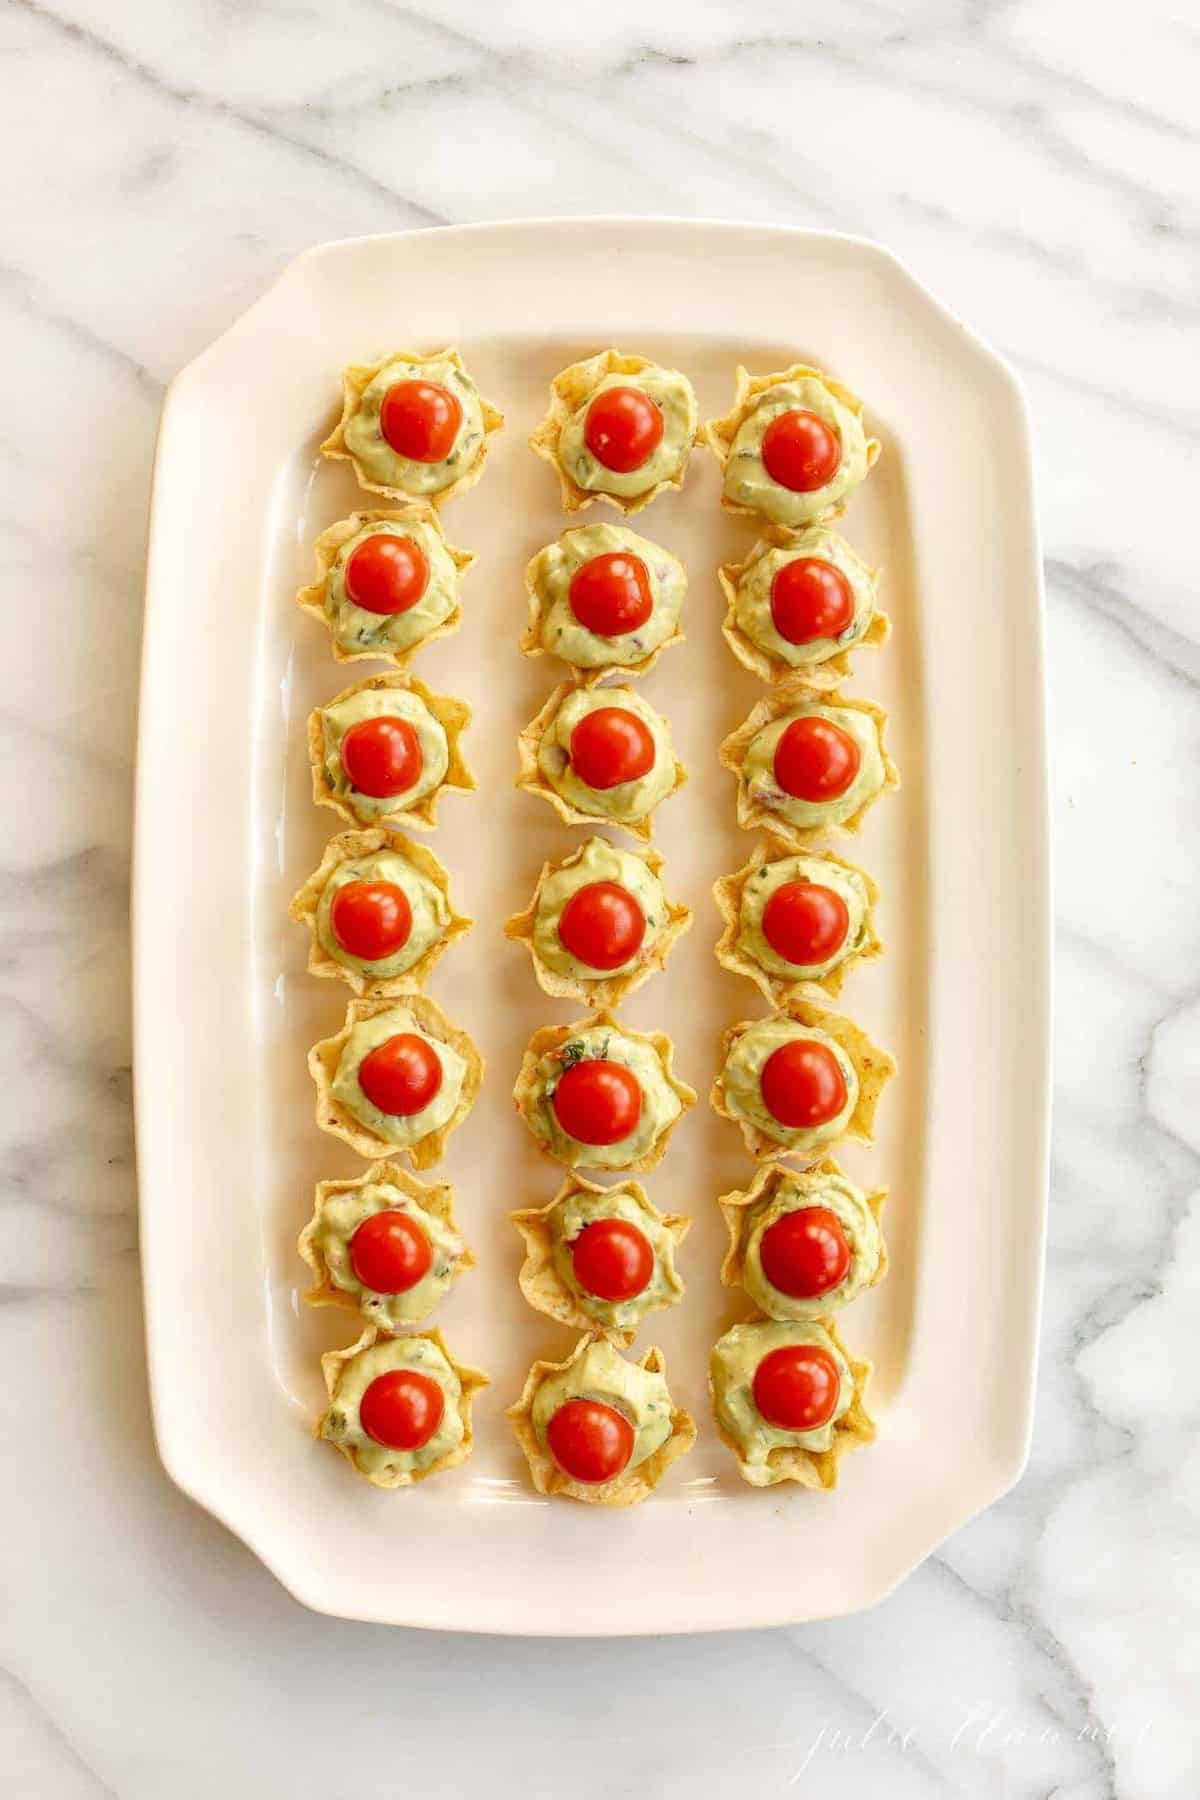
[1047,558,1200,690]
[0,1666,117,1800]
[10,0,447,226]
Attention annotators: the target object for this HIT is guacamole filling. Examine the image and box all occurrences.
[733,528,875,669]
[738,855,870,981]
[559,366,696,500]
[711,1320,852,1463]
[343,356,485,496]
[551,1186,678,1332]
[532,1338,672,1474]
[530,523,685,670]
[744,702,884,833]
[721,1016,857,1154]
[321,1335,463,1479]
[321,686,449,823]
[537,686,675,825]
[533,838,666,981]
[723,374,870,528]
[529,1025,681,1170]
[316,848,450,980]
[332,1005,466,1147]
[743,1172,882,1319]
[325,518,460,656]
[313,1182,464,1328]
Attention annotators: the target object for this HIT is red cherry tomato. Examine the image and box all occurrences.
[552,1059,642,1145]
[752,1343,841,1431]
[340,716,424,798]
[344,534,430,615]
[379,379,462,463]
[330,880,413,961]
[761,409,842,492]
[583,386,664,473]
[770,558,855,644]
[761,880,849,967]
[558,882,646,971]
[569,707,656,791]
[349,1210,434,1294]
[570,1218,655,1302]
[568,552,654,637]
[546,1397,635,1483]
[358,1032,443,1116]
[773,715,860,802]
[760,1040,847,1130]
[360,1368,445,1449]
[760,1206,852,1299]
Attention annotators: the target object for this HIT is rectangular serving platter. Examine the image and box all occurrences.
[134,219,1049,1633]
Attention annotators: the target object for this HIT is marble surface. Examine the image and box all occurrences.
[3,1,1198,1794]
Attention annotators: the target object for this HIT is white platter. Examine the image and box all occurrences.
[134,219,1049,1634]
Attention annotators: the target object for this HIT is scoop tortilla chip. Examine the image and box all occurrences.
[289,826,472,997]
[309,992,483,1169]
[295,507,474,668]
[321,347,503,506]
[317,1324,488,1489]
[520,532,685,687]
[511,1170,689,1348]
[298,1160,474,1321]
[703,363,880,527]
[718,527,889,689]
[529,348,697,516]
[713,835,881,1004]
[514,1009,695,1173]
[709,1315,875,1490]
[515,680,686,844]
[504,840,691,1008]
[308,669,476,832]
[507,1338,695,1505]
[717,1156,887,1300]
[719,687,898,850]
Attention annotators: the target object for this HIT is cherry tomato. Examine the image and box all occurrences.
[360,1367,445,1449]
[570,1218,655,1302]
[546,1397,635,1483]
[769,557,855,644]
[344,534,430,615]
[760,1206,852,1299]
[773,715,860,803]
[761,409,842,492]
[349,1210,433,1294]
[569,707,656,791]
[752,1343,841,1431]
[558,881,646,971]
[358,1032,443,1116]
[583,386,664,473]
[330,880,413,961]
[761,880,849,967]
[552,1059,642,1145]
[760,1039,847,1130]
[568,551,654,637]
[340,716,423,798]
[379,379,462,463]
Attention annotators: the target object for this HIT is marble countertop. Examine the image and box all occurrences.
[5,2,1197,1796]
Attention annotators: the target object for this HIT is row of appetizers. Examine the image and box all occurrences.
[319,345,876,531]
[304,1154,881,1498]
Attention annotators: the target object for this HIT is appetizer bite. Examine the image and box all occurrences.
[289,827,472,997]
[718,1159,886,1321]
[299,1161,473,1330]
[308,671,474,831]
[504,836,691,1008]
[295,507,473,666]
[709,1318,874,1490]
[711,1000,893,1162]
[508,1336,694,1506]
[309,994,483,1169]
[704,363,879,530]
[719,527,888,687]
[321,347,502,506]
[514,1011,695,1173]
[720,689,897,849]
[714,838,881,1004]
[516,682,685,842]
[317,1324,487,1489]
[511,1171,689,1347]
[521,523,686,683]
[530,349,697,514]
